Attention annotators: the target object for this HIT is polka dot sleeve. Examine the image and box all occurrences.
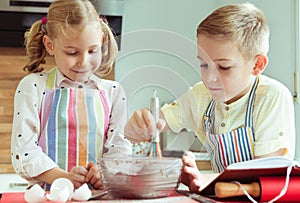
[101,80,132,157]
[11,73,58,182]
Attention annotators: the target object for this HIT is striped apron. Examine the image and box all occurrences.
[203,78,258,172]
[38,68,111,172]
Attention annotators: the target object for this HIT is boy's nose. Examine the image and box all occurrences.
[206,67,219,82]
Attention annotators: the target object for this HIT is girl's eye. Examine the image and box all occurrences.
[89,48,100,54]
[218,65,231,70]
[66,51,77,55]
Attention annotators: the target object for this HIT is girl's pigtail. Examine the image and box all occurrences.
[96,19,118,77]
[23,19,48,73]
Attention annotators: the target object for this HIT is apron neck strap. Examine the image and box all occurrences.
[46,67,57,89]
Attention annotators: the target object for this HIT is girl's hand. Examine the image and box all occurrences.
[86,162,102,189]
[69,166,89,189]
[181,151,202,193]
[124,108,166,142]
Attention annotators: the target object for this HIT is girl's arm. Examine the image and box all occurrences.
[11,73,58,183]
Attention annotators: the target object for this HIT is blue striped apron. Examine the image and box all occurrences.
[203,78,258,172]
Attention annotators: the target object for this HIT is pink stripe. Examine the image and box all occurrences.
[98,90,110,140]
[39,90,54,152]
[218,134,227,167]
[68,89,77,171]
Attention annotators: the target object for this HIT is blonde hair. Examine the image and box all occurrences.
[23,0,118,76]
[197,3,269,61]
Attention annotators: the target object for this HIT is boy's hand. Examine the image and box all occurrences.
[181,151,202,193]
[86,162,102,189]
[125,108,166,142]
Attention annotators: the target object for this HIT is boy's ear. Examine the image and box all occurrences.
[43,35,54,56]
[252,54,268,76]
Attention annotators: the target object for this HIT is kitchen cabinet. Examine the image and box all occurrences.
[0,47,114,174]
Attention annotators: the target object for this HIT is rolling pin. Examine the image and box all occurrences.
[215,176,300,201]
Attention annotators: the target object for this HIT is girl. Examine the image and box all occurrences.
[11,0,131,189]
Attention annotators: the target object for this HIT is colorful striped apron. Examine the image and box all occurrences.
[203,78,258,172]
[38,68,111,172]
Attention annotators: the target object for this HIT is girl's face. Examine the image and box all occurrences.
[44,23,102,82]
[197,34,256,104]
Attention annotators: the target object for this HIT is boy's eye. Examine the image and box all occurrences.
[200,63,208,68]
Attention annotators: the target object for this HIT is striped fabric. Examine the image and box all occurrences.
[39,68,110,171]
[204,78,258,173]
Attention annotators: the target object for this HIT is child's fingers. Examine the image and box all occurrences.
[92,180,103,190]
[183,165,201,180]
[86,161,94,170]
[182,151,197,168]
[86,165,100,182]
[157,118,166,131]
[70,166,88,176]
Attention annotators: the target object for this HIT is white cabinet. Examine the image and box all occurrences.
[0,174,28,192]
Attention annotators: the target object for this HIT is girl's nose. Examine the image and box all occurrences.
[77,53,88,68]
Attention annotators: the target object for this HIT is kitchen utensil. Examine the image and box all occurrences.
[149,89,162,158]
[215,176,300,202]
[98,156,182,199]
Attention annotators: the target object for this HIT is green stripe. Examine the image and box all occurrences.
[57,89,69,169]
[46,67,57,89]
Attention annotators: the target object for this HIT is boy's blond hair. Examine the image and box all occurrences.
[24,0,117,76]
[197,3,269,61]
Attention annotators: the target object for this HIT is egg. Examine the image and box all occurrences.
[46,178,74,202]
[24,184,46,203]
[72,183,92,201]
[46,186,69,203]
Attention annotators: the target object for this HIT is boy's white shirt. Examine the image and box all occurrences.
[161,75,295,160]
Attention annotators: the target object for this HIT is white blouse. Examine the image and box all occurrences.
[11,68,132,184]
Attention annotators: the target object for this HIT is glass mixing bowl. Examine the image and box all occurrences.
[98,157,182,199]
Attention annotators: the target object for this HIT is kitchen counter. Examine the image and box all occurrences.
[0,191,200,203]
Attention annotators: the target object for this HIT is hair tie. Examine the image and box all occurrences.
[41,17,47,24]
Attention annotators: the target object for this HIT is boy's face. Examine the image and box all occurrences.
[197,34,256,104]
[44,23,103,83]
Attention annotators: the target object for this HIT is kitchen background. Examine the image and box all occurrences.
[0,0,299,191]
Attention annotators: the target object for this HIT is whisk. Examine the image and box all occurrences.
[149,89,162,158]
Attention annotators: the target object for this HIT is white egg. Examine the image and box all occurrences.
[46,186,69,203]
[72,183,92,201]
[46,178,74,202]
[24,184,46,203]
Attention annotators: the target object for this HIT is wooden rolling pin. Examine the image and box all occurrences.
[214,181,260,198]
[215,177,300,201]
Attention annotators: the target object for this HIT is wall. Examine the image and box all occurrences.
[116,0,299,158]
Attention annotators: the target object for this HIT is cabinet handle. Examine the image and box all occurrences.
[9,183,29,189]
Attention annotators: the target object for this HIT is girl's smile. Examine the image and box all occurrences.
[44,23,103,83]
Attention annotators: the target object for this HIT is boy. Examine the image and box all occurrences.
[125,3,295,192]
